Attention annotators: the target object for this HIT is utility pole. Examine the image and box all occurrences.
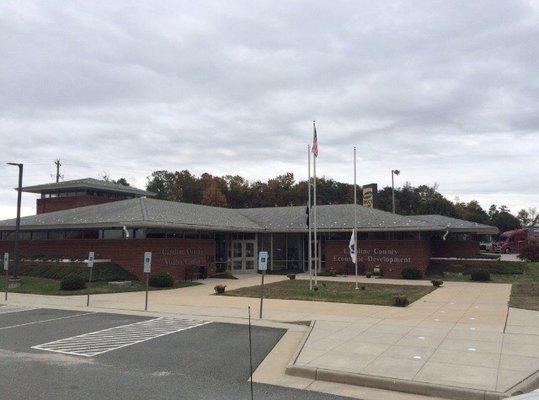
[54,159,62,183]
[7,163,23,280]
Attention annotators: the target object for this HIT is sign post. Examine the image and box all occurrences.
[86,252,94,307]
[143,252,152,311]
[258,251,268,319]
[4,253,9,301]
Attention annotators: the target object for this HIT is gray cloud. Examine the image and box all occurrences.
[0,0,538,218]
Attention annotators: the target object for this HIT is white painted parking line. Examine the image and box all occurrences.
[0,312,94,331]
[0,305,39,315]
[32,317,210,357]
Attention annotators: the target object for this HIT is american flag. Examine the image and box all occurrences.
[312,122,318,157]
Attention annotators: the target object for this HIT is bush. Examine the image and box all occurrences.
[519,241,539,262]
[210,272,238,280]
[431,279,444,287]
[401,268,423,280]
[318,270,337,277]
[214,284,226,294]
[149,272,174,288]
[287,274,296,280]
[365,272,372,278]
[471,269,491,282]
[20,261,136,282]
[60,274,86,291]
[394,295,409,307]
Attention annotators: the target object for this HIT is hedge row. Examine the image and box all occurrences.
[19,262,136,282]
[428,260,526,276]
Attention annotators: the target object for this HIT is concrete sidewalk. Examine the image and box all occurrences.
[2,274,538,399]
[289,281,539,398]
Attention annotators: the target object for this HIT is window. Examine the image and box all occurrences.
[31,231,47,240]
[102,229,123,239]
[48,231,64,240]
[83,230,99,239]
[65,231,84,239]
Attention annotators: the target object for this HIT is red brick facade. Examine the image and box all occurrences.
[37,196,114,214]
[325,240,431,278]
[0,238,216,280]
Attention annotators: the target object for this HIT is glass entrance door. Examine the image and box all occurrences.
[230,240,257,272]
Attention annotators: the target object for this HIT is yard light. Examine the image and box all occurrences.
[6,163,23,279]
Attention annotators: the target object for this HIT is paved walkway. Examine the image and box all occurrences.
[2,274,538,398]
[293,281,539,395]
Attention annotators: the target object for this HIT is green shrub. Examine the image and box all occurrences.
[60,274,86,291]
[287,274,296,280]
[149,272,174,288]
[20,262,136,282]
[393,295,409,307]
[214,284,226,294]
[210,272,238,280]
[471,269,490,282]
[431,279,444,287]
[401,268,423,280]
[518,241,539,262]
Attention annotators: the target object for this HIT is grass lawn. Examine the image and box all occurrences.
[429,262,539,311]
[0,276,201,296]
[223,279,435,306]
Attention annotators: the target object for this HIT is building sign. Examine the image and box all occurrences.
[362,183,377,209]
[160,247,212,267]
[325,240,430,277]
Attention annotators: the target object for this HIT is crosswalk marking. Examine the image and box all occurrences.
[0,305,38,315]
[32,317,210,357]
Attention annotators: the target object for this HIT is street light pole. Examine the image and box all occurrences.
[7,163,23,280]
[391,169,400,214]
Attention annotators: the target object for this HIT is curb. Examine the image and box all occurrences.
[286,364,506,400]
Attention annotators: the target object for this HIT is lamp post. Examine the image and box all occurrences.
[391,169,400,214]
[7,163,23,280]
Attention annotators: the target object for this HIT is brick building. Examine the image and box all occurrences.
[0,178,498,279]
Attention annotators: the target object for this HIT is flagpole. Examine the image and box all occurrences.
[307,144,313,291]
[313,121,318,286]
[354,146,358,290]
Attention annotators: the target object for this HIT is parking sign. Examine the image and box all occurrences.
[258,251,268,271]
[3,253,8,271]
[87,252,95,268]
[144,252,152,273]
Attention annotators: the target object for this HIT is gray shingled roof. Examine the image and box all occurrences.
[21,178,154,197]
[238,204,437,232]
[0,198,260,231]
[0,198,499,234]
[411,215,499,234]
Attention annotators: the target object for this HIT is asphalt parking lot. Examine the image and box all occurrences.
[0,306,349,400]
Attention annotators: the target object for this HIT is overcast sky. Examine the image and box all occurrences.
[0,0,538,219]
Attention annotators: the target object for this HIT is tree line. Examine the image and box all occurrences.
[112,170,536,233]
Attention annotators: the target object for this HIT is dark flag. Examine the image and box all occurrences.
[305,205,310,226]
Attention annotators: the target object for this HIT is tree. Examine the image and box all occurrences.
[146,170,175,200]
[517,209,531,226]
[490,211,521,232]
[528,207,537,225]
[201,182,228,207]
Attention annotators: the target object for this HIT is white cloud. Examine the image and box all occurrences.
[0,0,538,219]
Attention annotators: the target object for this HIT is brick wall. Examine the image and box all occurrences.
[37,196,115,214]
[430,240,480,258]
[325,240,431,278]
[0,238,216,280]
